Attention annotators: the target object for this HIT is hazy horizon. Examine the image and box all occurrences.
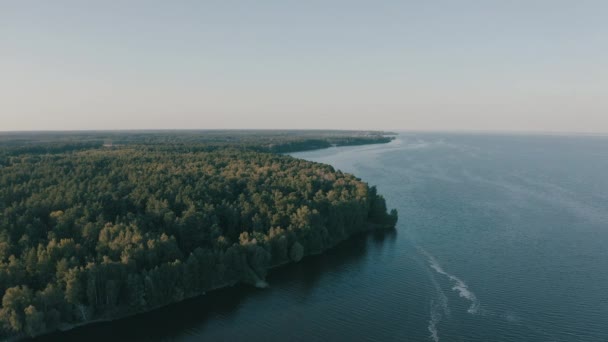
[2,1,608,132]
[3,128,608,137]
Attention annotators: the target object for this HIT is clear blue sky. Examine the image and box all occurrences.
[2,1,607,132]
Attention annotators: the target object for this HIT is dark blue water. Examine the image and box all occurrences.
[44,133,608,341]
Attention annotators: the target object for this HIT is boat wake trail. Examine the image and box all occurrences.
[418,247,480,314]
[428,300,441,342]
[427,267,450,342]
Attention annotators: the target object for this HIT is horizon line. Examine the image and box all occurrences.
[1,128,608,137]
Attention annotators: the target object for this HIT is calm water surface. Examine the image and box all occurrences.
[41,133,608,341]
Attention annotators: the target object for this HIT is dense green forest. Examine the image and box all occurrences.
[0,130,395,155]
[0,131,397,338]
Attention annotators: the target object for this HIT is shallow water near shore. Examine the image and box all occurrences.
[39,133,608,341]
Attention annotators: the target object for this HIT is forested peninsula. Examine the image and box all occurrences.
[0,131,397,339]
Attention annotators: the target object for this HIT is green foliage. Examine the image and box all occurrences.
[0,286,33,332]
[0,133,397,338]
[24,305,45,337]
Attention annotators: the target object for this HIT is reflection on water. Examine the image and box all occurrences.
[36,229,398,342]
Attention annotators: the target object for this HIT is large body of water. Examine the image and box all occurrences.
[42,133,608,341]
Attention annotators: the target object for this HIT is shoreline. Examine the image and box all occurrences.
[10,140,396,341]
[31,223,395,340]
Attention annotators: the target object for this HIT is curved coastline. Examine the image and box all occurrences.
[34,222,396,341]
[5,138,398,341]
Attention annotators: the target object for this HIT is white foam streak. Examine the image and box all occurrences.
[420,248,480,314]
[428,301,441,342]
[426,265,450,342]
